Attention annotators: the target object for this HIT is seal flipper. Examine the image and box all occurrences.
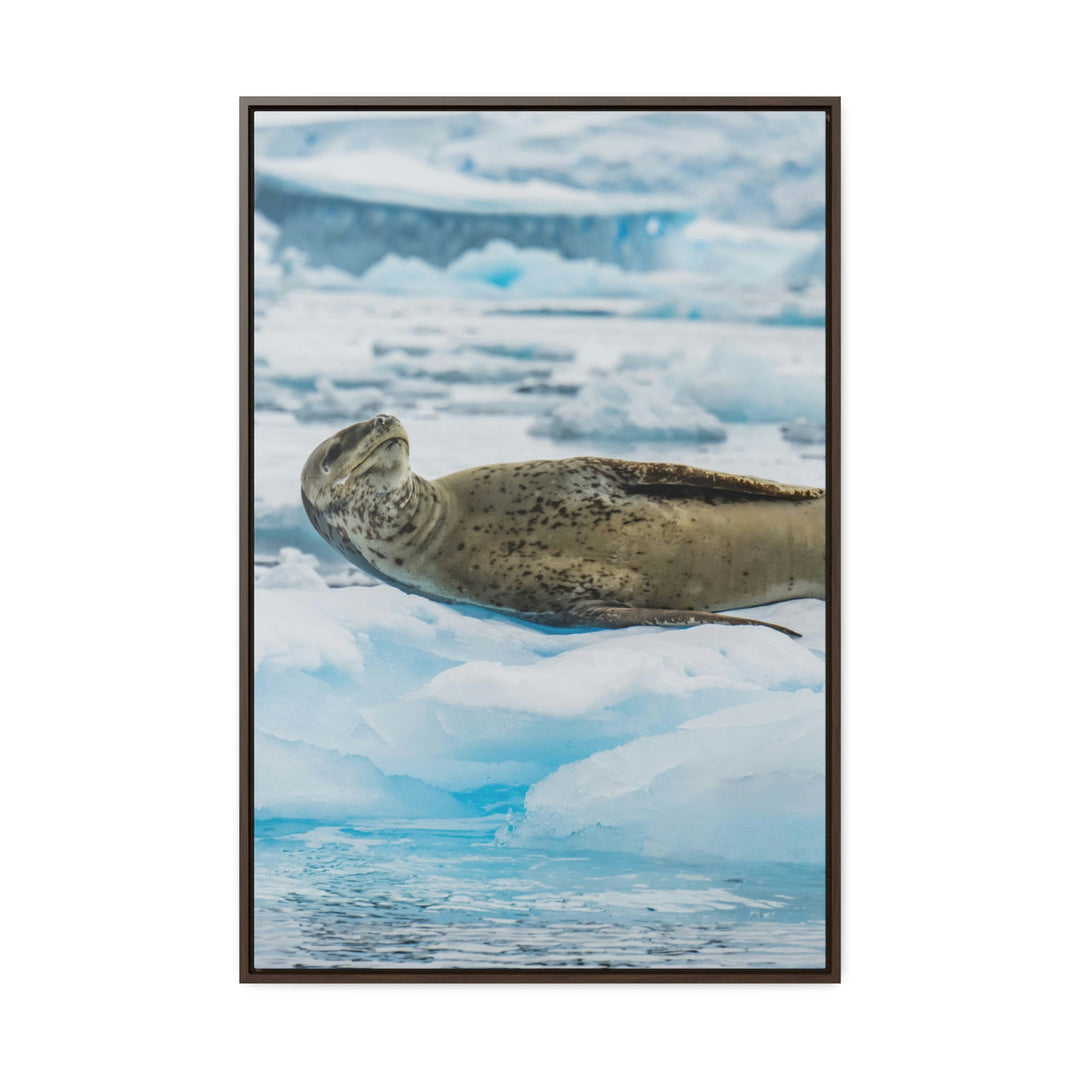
[531,602,801,638]
[588,457,824,500]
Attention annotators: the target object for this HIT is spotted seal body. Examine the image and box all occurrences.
[301,415,825,636]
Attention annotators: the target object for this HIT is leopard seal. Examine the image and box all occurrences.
[300,414,825,636]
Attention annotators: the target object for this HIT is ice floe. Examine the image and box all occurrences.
[529,376,728,442]
[503,691,824,864]
[254,577,825,852]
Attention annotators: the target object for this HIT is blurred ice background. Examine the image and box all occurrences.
[252,110,828,969]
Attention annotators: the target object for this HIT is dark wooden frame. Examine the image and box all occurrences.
[240,96,840,983]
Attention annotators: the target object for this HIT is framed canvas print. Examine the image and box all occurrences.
[240,97,840,982]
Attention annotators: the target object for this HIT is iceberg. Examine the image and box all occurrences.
[255,172,693,277]
[254,110,826,228]
[252,115,825,281]
[252,111,826,334]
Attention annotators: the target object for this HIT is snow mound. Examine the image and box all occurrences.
[422,622,822,719]
[255,548,328,591]
[672,351,825,424]
[504,691,825,863]
[530,377,727,442]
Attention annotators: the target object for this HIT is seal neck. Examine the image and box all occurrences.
[358,472,448,555]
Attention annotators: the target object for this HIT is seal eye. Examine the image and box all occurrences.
[321,443,343,473]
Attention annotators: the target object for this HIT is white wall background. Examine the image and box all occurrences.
[4,3,1075,1076]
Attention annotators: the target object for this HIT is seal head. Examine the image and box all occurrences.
[301,414,413,566]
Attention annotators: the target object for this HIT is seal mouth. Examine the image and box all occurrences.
[333,436,409,486]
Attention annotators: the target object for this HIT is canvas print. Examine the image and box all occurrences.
[247,105,834,974]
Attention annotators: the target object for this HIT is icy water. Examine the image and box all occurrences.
[254,820,825,969]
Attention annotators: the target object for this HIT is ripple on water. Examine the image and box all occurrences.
[253,823,826,970]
